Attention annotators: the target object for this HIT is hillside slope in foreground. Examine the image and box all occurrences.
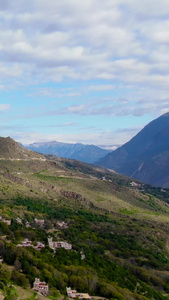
[0,137,169,299]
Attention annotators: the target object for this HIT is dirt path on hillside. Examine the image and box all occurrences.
[0,292,4,300]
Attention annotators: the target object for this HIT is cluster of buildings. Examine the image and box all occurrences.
[101,177,112,182]
[56,221,68,229]
[17,237,73,252]
[17,239,45,251]
[0,216,45,228]
[48,237,72,251]
[66,287,91,299]
[16,217,31,228]
[0,215,70,231]
[130,181,142,188]
[15,217,45,227]
[32,280,91,299]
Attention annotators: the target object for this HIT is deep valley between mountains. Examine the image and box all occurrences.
[0,137,169,299]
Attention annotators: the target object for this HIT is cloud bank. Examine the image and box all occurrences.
[0,0,168,90]
[0,0,169,146]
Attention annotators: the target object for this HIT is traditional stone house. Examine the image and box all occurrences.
[33,278,49,296]
[66,287,91,299]
[48,237,72,251]
[25,221,31,228]
[130,181,141,188]
[34,242,45,251]
[0,217,11,225]
[17,239,32,247]
[57,221,68,229]
[35,218,44,226]
[80,251,85,260]
[16,217,23,225]
[55,241,72,250]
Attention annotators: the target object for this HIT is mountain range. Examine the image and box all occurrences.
[97,112,169,188]
[24,141,111,164]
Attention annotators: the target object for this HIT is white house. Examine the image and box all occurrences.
[48,237,72,251]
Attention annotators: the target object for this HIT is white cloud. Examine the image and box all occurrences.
[12,127,140,148]
[88,85,115,91]
[0,0,169,146]
[0,4,149,77]
[57,122,79,127]
[68,105,86,113]
[0,104,10,111]
[0,0,168,91]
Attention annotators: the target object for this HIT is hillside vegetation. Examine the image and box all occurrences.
[0,138,169,299]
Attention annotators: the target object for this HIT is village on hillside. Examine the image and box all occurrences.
[33,278,91,299]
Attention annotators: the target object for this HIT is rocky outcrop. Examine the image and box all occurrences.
[3,173,29,185]
[60,190,85,201]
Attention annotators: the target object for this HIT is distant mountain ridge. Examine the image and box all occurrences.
[24,141,111,164]
[97,112,169,188]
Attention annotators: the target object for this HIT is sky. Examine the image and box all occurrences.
[0,0,169,150]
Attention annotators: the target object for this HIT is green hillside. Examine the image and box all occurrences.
[0,138,169,299]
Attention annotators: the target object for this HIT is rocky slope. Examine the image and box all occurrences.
[97,112,169,187]
[0,137,44,159]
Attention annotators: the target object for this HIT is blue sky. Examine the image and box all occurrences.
[0,0,169,149]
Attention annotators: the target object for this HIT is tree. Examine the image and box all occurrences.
[4,286,18,300]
